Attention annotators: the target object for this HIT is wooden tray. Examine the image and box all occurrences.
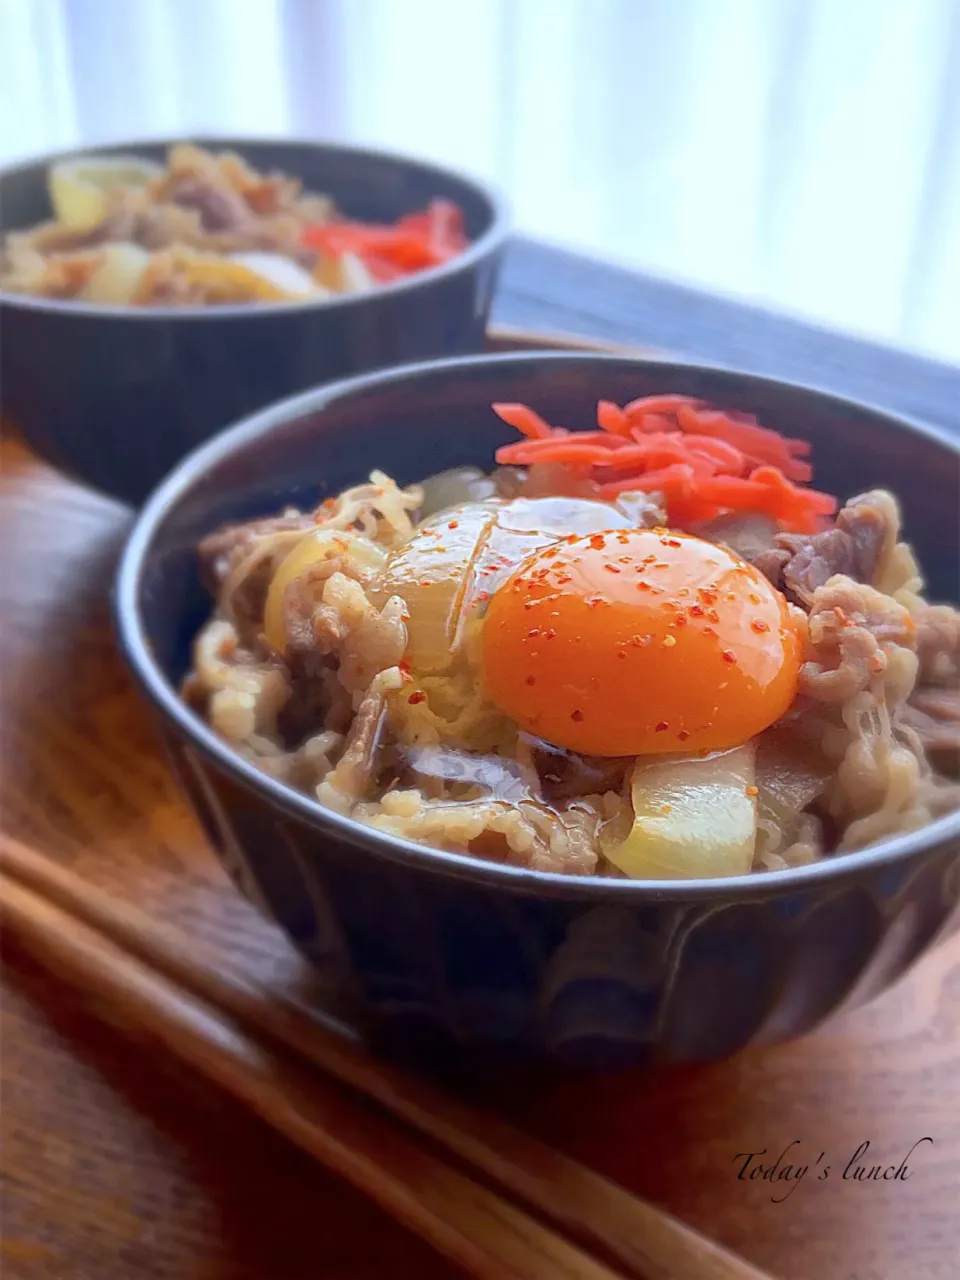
[2,325,958,1280]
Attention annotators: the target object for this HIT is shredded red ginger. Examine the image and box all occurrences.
[492,395,837,533]
[301,199,467,282]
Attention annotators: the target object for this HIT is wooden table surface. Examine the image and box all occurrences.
[2,395,959,1280]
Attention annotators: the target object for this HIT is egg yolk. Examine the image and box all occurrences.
[481,528,802,757]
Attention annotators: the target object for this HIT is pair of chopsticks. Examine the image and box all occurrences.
[0,832,771,1280]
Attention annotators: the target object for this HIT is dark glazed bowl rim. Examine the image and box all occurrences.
[115,350,960,902]
[0,134,509,320]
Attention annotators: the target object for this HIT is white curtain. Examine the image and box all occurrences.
[2,0,958,362]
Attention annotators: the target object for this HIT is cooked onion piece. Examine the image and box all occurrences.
[264,529,387,652]
[80,243,151,304]
[228,252,324,298]
[49,156,163,230]
[369,501,500,673]
[602,746,757,879]
[417,467,498,517]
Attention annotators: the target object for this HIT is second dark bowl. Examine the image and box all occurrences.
[0,136,507,506]
[115,353,960,1068]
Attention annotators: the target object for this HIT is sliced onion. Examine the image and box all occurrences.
[755,727,831,835]
[602,746,757,879]
[80,242,151,304]
[399,745,532,800]
[312,250,376,295]
[417,467,498,517]
[48,156,163,230]
[182,256,309,302]
[229,252,323,297]
[263,529,386,652]
[339,250,375,293]
[368,501,501,672]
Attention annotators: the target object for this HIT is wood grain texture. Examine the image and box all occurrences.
[0,833,771,1280]
[2,397,959,1280]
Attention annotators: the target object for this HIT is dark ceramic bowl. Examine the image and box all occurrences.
[0,137,507,506]
[115,352,960,1068]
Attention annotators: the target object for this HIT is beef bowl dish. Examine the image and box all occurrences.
[116,353,960,1067]
[1,142,470,306]
[0,138,506,504]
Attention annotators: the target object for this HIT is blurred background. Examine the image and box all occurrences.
[2,0,958,362]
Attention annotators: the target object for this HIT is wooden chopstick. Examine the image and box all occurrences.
[0,832,772,1280]
[0,866,629,1280]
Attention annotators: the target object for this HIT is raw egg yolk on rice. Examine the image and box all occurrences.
[481,527,802,757]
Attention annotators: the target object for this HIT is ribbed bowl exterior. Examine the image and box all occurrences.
[162,729,960,1067]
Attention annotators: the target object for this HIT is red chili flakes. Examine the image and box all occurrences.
[746,785,759,797]
[616,533,630,545]
[698,587,718,604]
[398,659,411,674]
[603,563,622,574]
[526,675,536,686]
[654,561,670,570]
[543,628,557,640]
[688,603,704,617]
[556,572,573,584]
[661,537,682,548]
[722,649,737,664]
[750,618,770,634]
[524,600,538,611]
[671,615,688,628]
[571,709,585,722]
[618,555,633,564]
[636,581,651,591]
[617,650,628,659]
[527,628,541,638]
[408,691,427,705]
[587,595,605,608]
[419,579,432,588]
[702,625,717,637]
[655,720,669,732]
[677,729,690,742]
[630,634,645,647]
[447,519,459,529]
[589,534,606,550]
[706,609,720,624]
